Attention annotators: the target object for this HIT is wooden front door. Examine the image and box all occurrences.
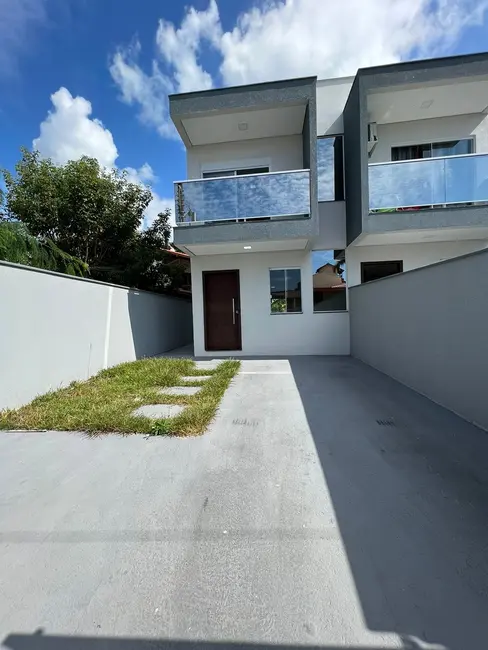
[203,270,242,351]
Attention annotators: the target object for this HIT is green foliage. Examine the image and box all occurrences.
[0,357,241,436]
[150,420,174,436]
[1,148,187,293]
[0,221,88,276]
[271,298,287,313]
[1,148,151,271]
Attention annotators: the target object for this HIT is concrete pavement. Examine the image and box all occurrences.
[1,357,488,650]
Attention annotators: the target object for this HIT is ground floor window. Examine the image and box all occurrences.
[361,260,403,283]
[312,250,347,312]
[269,268,302,313]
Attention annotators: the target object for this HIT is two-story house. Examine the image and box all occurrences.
[170,52,488,357]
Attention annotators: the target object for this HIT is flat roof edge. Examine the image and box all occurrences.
[169,76,317,101]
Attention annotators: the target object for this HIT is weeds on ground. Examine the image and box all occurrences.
[0,357,240,436]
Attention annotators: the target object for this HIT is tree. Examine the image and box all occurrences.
[1,148,152,279]
[0,221,87,277]
[117,210,187,293]
[1,148,187,294]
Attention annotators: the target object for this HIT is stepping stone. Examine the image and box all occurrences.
[180,375,212,382]
[159,386,201,396]
[194,360,222,371]
[132,404,185,419]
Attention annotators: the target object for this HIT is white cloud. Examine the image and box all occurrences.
[0,0,47,74]
[33,88,173,229]
[33,87,119,167]
[111,0,488,139]
[218,0,488,85]
[156,0,221,93]
[109,1,221,138]
[110,43,177,139]
[124,162,157,185]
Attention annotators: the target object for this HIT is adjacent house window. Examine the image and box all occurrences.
[317,136,344,201]
[269,268,302,313]
[203,167,269,179]
[312,251,347,312]
[391,139,473,161]
[361,260,403,283]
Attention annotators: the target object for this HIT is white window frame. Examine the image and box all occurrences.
[201,158,272,179]
[269,267,303,315]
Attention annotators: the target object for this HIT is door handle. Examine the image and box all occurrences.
[232,298,236,325]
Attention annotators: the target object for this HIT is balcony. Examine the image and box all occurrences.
[369,153,488,212]
[174,170,310,225]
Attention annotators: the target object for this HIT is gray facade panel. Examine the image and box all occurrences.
[343,78,367,244]
[349,248,488,431]
[367,204,488,233]
[174,217,316,247]
[359,52,488,92]
[170,77,316,118]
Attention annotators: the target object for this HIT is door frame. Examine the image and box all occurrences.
[203,270,242,352]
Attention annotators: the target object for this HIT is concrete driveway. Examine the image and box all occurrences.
[1,357,488,650]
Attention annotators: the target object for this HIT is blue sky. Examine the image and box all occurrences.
[1,0,488,226]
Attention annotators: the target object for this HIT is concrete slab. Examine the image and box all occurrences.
[158,386,201,396]
[180,375,212,382]
[131,404,185,419]
[194,360,223,370]
[2,357,488,648]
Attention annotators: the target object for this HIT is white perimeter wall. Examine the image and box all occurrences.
[346,240,486,287]
[191,250,350,357]
[369,113,488,163]
[0,262,193,410]
[187,135,303,179]
[350,249,488,431]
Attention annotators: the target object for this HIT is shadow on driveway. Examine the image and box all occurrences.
[2,630,439,650]
[288,356,488,650]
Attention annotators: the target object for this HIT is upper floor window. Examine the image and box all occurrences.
[317,136,344,202]
[203,167,269,179]
[392,139,473,161]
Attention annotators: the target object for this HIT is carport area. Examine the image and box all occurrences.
[1,356,488,650]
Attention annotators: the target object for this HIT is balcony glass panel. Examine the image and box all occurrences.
[175,170,310,224]
[369,153,488,211]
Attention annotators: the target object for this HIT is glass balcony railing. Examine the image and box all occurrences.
[369,153,488,211]
[174,169,310,224]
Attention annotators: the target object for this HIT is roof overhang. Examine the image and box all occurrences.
[169,77,317,148]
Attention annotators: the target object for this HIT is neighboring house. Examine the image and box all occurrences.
[169,53,488,356]
[165,248,191,296]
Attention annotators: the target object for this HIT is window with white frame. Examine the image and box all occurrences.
[269,268,302,313]
[312,251,347,312]
[202,167,269,179]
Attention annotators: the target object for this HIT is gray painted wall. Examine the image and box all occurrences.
[349,248,488,430]
[0,262,193,410]
[343,77,367,245]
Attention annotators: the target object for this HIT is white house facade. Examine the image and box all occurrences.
[170,54,488,356]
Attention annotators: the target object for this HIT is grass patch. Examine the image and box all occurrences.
[0,358,240,436]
